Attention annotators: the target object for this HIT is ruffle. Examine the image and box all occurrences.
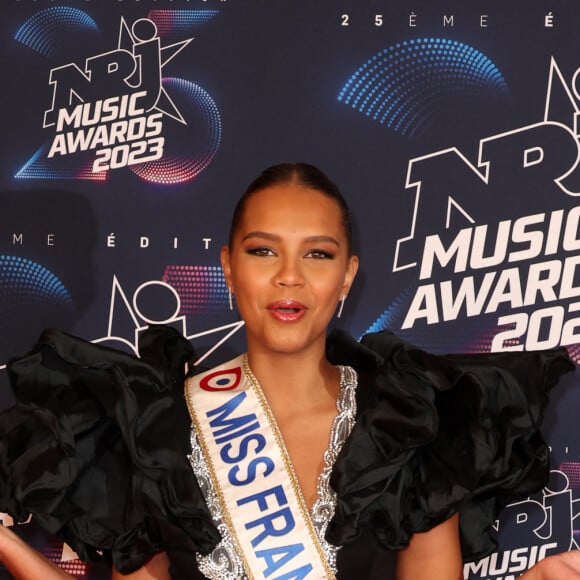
[1,326,575,573]
[0,326,220,574]
[325,329,575,562]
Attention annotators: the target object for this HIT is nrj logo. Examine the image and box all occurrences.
[391,58,580,351]
[464,469,579,579]
[92,275,244,366]
[44,17,184,173]
[0,273,243,371]
[16,9,221,184]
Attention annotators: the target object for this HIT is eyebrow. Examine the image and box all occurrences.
[241,231,341,246]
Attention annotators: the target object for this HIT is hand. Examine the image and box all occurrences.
[522,550,580,579]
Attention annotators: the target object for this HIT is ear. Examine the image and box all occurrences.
[341,255,359,297]
[220,245,233,290]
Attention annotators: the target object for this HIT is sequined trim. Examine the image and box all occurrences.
[311,364,358,572]
[189,430,246,578]
[187,362,358,579]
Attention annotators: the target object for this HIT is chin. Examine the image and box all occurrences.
[246,323,327,356]
[260,333,325,356]
[269,343,309,355]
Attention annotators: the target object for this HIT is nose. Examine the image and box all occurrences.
[272,257,305,288]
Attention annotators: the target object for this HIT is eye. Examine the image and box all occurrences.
[246,247,276,257]
[305,249,335,259]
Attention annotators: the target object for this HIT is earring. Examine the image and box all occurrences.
[228,287,234,311]
[336,295,346,319]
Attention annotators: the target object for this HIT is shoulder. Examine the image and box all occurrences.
[326,327,574,562]
[3,325,219,575]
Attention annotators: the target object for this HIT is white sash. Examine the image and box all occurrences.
[184,355,334,580]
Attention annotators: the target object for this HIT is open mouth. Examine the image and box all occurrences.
[268,301,306,321]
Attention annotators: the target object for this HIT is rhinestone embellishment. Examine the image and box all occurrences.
[187,364,358,579]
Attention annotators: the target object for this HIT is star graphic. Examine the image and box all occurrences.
[118,16,192,124]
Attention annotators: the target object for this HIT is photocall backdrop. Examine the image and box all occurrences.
[0,1,579,578]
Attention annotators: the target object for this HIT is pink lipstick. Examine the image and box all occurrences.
[267,300,307,322]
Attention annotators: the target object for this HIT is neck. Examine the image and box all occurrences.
[245,345,338,410]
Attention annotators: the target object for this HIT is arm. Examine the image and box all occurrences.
[396,514,463,580]
[0,525,74,579]
[112,551,171,580]
[0,525,171,580]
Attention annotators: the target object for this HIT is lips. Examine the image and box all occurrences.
[267,300,307,322]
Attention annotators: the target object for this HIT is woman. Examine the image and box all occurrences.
[0,163,577,579]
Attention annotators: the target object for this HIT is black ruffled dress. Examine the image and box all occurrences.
[0,326,574,579]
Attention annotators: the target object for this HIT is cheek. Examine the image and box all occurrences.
[313,273,345,301]
[231,271,268,311]
[234,270,269,292]
[230,258,262,288]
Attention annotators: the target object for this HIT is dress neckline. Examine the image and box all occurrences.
[188,356,359,579]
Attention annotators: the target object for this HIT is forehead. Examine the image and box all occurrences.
[238,183,343,233]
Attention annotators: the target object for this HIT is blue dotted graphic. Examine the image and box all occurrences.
[364,290,412,336]
[0,256,73,308]
[15,7,99,58]
[338,38,509,138]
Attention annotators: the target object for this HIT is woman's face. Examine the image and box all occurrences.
[221,183,359,357]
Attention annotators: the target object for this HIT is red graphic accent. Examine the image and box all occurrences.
[200,366,241,391]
